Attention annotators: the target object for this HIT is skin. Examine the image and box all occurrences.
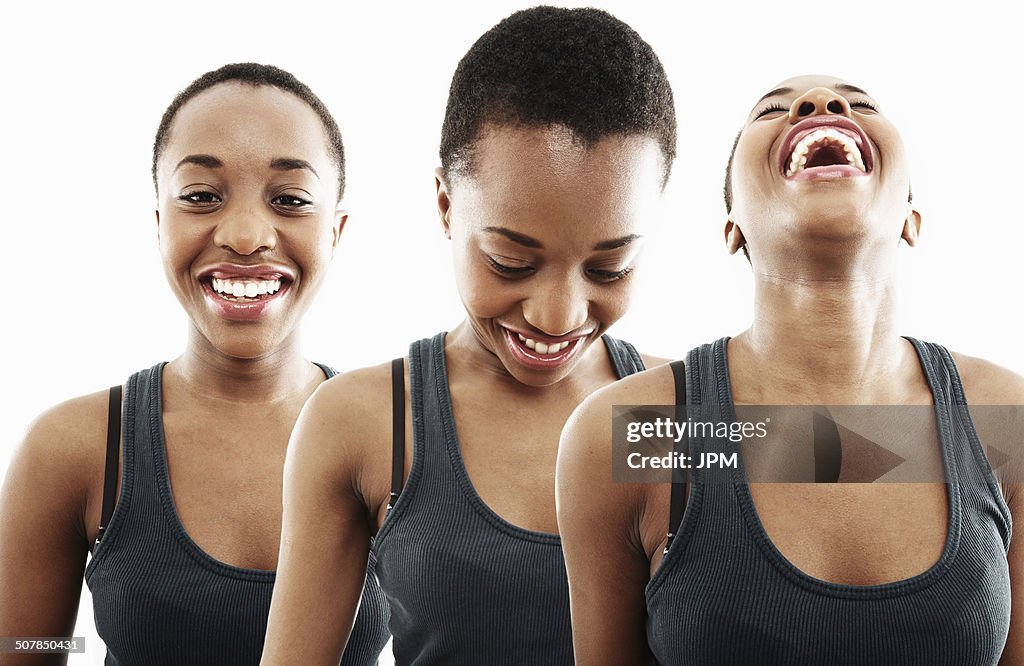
[0,82,345,665]
[261,123,669,664]
[556,75,1024,665]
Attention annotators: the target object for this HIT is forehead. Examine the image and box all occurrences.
[162,82,331,167]
[454,124,663,241]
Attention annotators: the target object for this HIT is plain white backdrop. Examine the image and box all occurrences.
[1,1,1021,663]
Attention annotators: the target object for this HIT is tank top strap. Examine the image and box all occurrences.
[85,363,166,578]
[601,335,646,378]
[906,337,1013,549]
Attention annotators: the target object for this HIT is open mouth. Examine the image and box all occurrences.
[501,326,590,371]
[196,265,294,321]
[206,276,286,303]
[780,117,873,179]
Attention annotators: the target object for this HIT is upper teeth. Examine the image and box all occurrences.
[211,278,282,298]
[517,332,571,355]
[786,127,866,176]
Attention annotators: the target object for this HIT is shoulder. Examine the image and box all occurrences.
[4,389,113,529]
[15,389,111,473]
[948,351,1024,405]
[562,362,679,460]
[305,361,395,426]
[290,360,400,480]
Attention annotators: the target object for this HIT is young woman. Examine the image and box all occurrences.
[262,8,676,665]
[557,74,1023,665]
[0,64,389,665]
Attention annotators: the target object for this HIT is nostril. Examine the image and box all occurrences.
[827,100,844,113]
[798,102,815,117]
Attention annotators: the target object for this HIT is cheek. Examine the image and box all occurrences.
[590,282,633,330]
[158,215,206,275]
[456,260,521,319]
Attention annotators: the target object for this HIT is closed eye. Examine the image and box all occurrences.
[587,266,634,282]
[754,103,787,120]
[487,256,533,276]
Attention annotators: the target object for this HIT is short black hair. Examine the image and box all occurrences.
[152,63,345,201]
[440,6,676,187]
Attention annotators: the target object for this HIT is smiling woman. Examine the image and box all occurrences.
[0,64,389,665]
[260,7,675,665]
[556,74,1023,665]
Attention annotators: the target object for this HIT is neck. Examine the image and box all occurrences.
[734,263,908,403]
[171,325,314,404]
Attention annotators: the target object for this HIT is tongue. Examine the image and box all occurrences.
[805,144,848,169]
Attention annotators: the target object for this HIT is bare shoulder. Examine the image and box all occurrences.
[950,351,1024,405]
[562,362,679,462]
[288,359,403,515]
[12,389,110,482]
[306,361,395,430]
[3,389,112,537]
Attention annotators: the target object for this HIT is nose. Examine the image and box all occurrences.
[522,275,589,338]
[212,204,277,256]
[789,87,852,123]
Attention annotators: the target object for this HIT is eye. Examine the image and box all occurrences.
[486,256,534,277]
[754,103,787,120]
[850,100,878,114]
[587,266,634,283]
[271,194,313,208]
[178,190,221,205]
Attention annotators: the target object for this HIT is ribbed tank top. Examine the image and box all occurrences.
[84,363,390,665]
[646,338,1013,665]
[373,332,645,665]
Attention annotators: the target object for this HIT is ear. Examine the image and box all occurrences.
[900,208,922,247]
[724,219,746,255]
[435,166,452,240]
[331,207,349,256]
[155,209,161,243]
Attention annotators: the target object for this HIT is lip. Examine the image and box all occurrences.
[500,325,592,371]
[778,116,874,178]
[196,263,295,322]
[197,263,296,281]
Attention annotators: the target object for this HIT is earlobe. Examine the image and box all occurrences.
[724,219,746,255]
[901,209,922,247]
[435,166,452,240]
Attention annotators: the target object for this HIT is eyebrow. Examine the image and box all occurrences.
[836,83,872,97]
[755,87,793,107]
[483,227,542,248]
[270,157,320,179]
[173,154,222,173]
[483,226,641,252]
[593,234,642,251]
[171,155,320,178]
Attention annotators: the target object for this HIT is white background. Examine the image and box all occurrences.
[1,1,1021,663]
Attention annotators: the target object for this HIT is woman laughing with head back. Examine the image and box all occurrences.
[557,74,1023,665]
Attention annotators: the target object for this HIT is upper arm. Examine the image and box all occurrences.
[262,366,388,666]
[556,378,656,666]
[0,395,102,663]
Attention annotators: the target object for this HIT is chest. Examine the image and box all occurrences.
[160,407,298,570]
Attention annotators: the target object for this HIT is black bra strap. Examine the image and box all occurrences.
[388,358,405,512]
[96,385,122,547]
[665,361,687,554]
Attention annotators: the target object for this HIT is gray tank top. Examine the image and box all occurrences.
[374,332,645,665]
[646,337,1012,665]
[85,363,390,665]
